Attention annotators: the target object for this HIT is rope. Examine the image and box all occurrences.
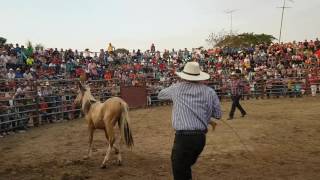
[219,119,257,160]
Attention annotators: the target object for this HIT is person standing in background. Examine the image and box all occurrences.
[227,72,247,120]
[150,43,155,53]
[107,43,115,55]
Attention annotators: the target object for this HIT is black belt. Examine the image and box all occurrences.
[175,129,207,135]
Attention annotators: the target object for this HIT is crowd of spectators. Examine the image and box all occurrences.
[1,39,320,100]
[1,39,320,134]
[1,39,320,85]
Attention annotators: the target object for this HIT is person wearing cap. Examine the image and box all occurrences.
[227,72,247,120]
[15,68,23,78]
[7,68,15,79]
[158,61,221,180]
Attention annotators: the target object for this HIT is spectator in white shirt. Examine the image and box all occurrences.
[84,49,91,58]
[23,69,33,80]
[7,68,15,79]
[0,52,8,69]
[14,86,24,98]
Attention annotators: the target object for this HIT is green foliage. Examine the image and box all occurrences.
[216,33,276,48]
[114,48,129,55]
[0,37,7,46]
[206,30,228,48]
[35,44,44,50]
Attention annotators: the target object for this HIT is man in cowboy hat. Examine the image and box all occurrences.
[227,72,246,120]
[158,61,221,180]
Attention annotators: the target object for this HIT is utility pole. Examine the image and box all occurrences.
[277,0,293,43]
[225,9,238,35]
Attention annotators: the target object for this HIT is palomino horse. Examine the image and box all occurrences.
[74,82,133,168]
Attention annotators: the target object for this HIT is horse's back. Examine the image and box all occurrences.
[102,97,127,121]
[105,97,127,107]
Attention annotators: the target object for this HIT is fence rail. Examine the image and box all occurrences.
[0,77,320,134]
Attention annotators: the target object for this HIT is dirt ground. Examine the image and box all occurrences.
[0,97,320,180]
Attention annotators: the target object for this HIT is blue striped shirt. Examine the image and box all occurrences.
[158,82,222,131]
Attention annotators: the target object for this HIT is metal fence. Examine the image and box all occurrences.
[0,77,320,134]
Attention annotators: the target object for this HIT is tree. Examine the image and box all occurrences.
[0,37,7,46]
[206,31,276,48]
[35,43,44,50]
[205,29,228,48]
[114,48,129,55]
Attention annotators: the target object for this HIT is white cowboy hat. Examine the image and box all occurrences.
[175,62,210,81]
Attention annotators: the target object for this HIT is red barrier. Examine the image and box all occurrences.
[120,85,147,108]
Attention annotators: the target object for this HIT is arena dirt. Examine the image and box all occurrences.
[0,97,320,180]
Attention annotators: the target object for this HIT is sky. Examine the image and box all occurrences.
[1,0,320,52]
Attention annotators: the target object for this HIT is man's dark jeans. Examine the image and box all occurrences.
[171,133,206,180]
[229,95,246,118]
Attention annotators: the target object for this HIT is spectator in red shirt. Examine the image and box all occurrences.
[104,71,112,80]
[75,66,85,77]
[39,97,49,124]
[159,62,165,71]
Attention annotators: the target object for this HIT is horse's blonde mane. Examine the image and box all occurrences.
[81,87,99,111]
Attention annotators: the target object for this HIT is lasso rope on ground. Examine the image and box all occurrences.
[144,105,257,160]
[219,119,257,160]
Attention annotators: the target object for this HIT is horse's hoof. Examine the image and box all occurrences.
[117,160,122,166]
[83,155,89,160]
[100,164,107,169]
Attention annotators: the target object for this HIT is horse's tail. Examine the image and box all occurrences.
[120,102,134,148]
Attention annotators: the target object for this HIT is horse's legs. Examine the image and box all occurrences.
[109,130,122,165]
[84,125,94,159]
[113,119,122,164]
[88,127,94,157]
[104,129,118,153]
[104,129,109,144]
[101,123,115,168]
[101,143,112,168]
[116,132,122,166]
[113,145,119,154]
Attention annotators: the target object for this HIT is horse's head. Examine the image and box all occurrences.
[74,82,89,106]
[74,82,95,105]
